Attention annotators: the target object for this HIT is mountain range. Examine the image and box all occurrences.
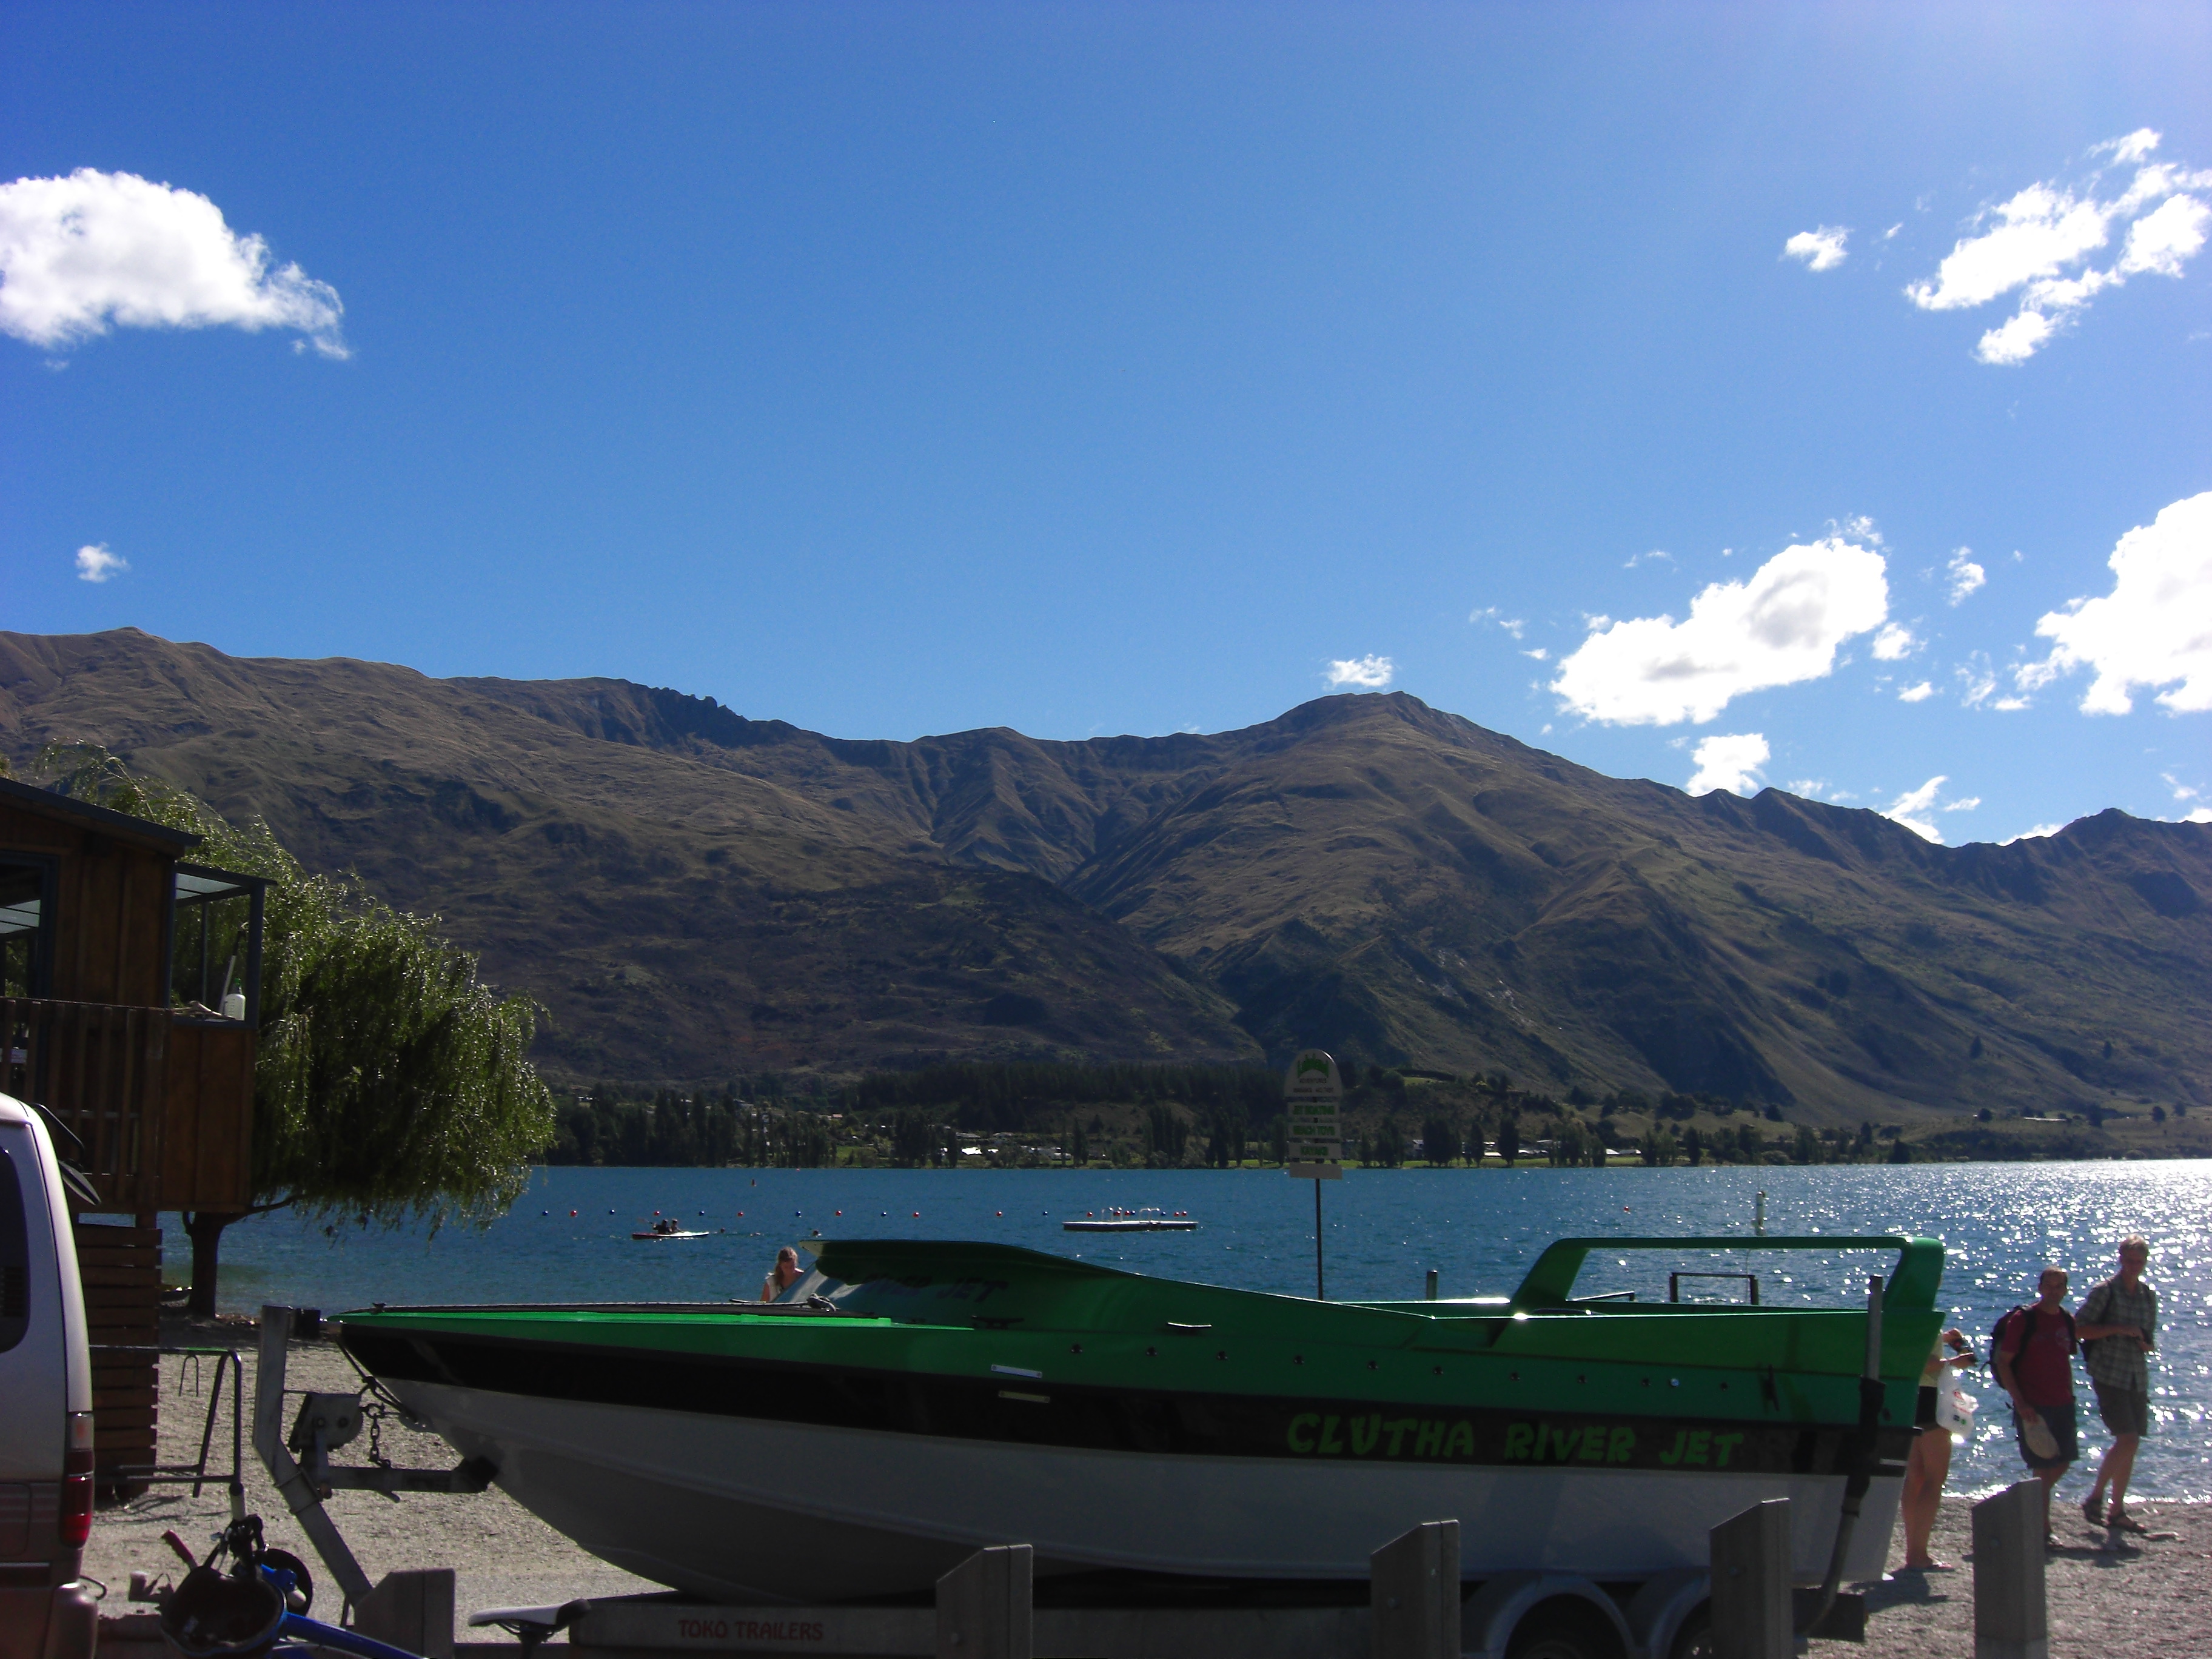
[3,628,2206,1127]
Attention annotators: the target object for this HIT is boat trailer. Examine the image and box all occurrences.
[250,1303,1880,1659]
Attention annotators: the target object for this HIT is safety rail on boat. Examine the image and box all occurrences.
[1505,1234,1942,1312]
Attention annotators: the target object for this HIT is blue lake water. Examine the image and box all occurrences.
[170,1161,2210,1500]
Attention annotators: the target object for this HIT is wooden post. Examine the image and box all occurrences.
[1710,1498,1791,1659]
[1370,1520,1460,1659]
[357,1568,455,1659]
[1972,1481,2048,1659]
[936,1544,1032,1659]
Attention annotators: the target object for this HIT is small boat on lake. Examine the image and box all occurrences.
[335,1233,1936,1606]
[1062,1206,1196,1232]
[632,1218,711,1241]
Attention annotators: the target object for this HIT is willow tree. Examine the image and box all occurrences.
[38,747,556,1312]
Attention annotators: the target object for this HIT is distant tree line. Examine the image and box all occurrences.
[548,1084,835,1168]
[541,1061,1950,1170]
[853,1061,1283,1130]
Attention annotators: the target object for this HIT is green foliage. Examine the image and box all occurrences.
[853,1060,1281,1132]
[254,897,554,1224]
[36,745,555,1230]
[1143,1104,1190,1166]
[550,1085,765,1167]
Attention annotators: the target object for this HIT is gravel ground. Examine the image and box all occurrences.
[1846,1493,2212,1659]
[84,1313,2211,1654]
[81,1313,657,1635]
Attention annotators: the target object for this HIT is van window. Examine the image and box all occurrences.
[0,1145,28,1353]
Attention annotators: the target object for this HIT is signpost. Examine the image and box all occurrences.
[1284,1049,1343,1299]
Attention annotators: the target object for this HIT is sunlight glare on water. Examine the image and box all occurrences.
[177,1160,2211,1500]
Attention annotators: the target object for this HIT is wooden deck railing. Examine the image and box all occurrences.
[2,996,170,1212]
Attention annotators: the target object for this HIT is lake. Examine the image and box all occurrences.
[169,1159,2210,1500]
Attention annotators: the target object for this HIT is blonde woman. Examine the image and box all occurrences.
[1900,1325,1975,1570]
[761,1245,804,1302]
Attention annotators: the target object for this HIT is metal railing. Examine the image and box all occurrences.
[1,996,169,1206]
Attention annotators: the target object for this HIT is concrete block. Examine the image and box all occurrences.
[935,1544,1031,1659]
[1973,1481,2048,1659]
[1710,1498,1790,1659]
[1370,1519,1459,1659]
[357,1567,456,1659]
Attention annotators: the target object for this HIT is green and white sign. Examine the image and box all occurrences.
[1284,1048,1343,1180]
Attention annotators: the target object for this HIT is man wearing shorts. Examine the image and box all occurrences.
[2077,1235,2158,1532]
[1994,1265,2079,1492]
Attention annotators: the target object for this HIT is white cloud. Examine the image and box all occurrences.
[2016,491,2212,714]
[0,169,346,357]
[1903,132,2212,363]
[2166,774,2200,802]
[1899,681,1935,702]
[1784,227,1850,272]
[1884,223,1903,241]
[1871,623,1917,660]
[1522,648,1549,662]
[1974,310,2056,364]
[1324,654,1395,689]
[1942,796,1982,813]
[2184,806,2212,825]
[2117,192,2210,278]
[1550,536,1889,725]
[1946,548,1986,604]
[1957,653,1999,708]
[2100,129,2163,165]
[1686,733,1769,797]
[1783,777,1826,797]
[1468,607,1526,639]
[2001,822,2066,844]
[1885,776,1949,842]
[74,543,128,582]
[1624,549,1675,569]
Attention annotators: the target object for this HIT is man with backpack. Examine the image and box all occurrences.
[1992,1265,2080,1492]
[2077,1235,2159,1533]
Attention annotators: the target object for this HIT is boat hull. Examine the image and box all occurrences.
[389,1376,1902,1604]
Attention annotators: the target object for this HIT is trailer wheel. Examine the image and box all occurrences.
[1666,1607,1713,1659]
[1505,1596,1624,1659]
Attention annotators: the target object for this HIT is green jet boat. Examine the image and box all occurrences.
[335,1233,1939,1604]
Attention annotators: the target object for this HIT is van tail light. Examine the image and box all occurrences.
[61,1411,94,1547]
[61,1475,93,1547]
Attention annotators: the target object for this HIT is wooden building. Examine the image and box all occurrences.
[0,776,264,1489]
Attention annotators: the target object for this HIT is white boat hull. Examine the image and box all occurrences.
[391,1378,1902,1604]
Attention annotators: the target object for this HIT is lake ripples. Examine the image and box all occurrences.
[179,1161,2210,1499]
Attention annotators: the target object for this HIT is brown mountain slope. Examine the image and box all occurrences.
[1061,695,2211,1122]
[2,628,2206,1124]
[0,630,1256,1076]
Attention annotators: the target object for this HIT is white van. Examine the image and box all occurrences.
[0,1094,98,1659]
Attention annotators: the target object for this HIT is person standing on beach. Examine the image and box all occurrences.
[2077,1235,2158,1532]
[1993,1265,2079,1492]
[1900,1325,1976,1569]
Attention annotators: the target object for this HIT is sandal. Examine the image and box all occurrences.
[2106,1510,2150,1535]
[2081,1496,2106,1526]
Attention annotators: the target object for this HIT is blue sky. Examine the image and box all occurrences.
[4,3,2208,846]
